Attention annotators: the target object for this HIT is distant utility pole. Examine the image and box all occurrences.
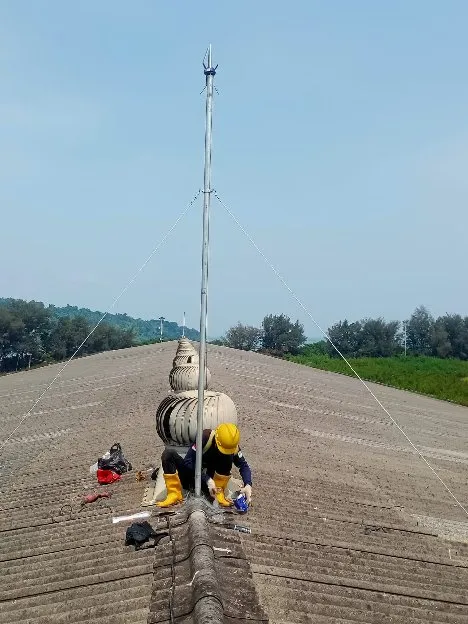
[159,316,165,342]
[403,320,407,356]
[182,311,186,338]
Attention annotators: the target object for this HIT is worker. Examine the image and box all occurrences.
[157,422,252,508]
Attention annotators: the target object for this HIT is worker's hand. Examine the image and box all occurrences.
[206,477,217,499]
[240,484,252,505]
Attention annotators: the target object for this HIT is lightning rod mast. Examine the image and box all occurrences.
[195,45,217,496]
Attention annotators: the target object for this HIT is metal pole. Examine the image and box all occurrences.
[195,45,216,497]
[182,311,186,338]
[159,316,165,342]
[403,321,407,356]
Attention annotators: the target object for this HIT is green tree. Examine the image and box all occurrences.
[431,319,452,358]
[262,314,306,355]
[0,300,51,370]
[47,317,135,360]
[90,324,134,352]
[225,323,262,351]
[326,318,400,358]
[47,316,90,360]
[0,298,138,371]
[433,314,468,360]
[0,306,16,365]
[407,306,434,355]
[358,318,400,357]
[326,320,362,357]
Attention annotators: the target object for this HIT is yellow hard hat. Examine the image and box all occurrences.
[215,423,240,455]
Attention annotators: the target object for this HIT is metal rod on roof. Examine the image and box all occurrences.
[195,45,217,497]
[159,316,165,343]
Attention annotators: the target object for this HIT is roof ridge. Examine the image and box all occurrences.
[148,499,268,623]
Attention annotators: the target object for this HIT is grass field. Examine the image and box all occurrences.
[288,354,468,407]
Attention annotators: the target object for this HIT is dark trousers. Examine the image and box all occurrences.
[161,448,195,490]
[161,448,233,494]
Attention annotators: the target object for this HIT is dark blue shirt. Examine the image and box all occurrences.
[183,428,252,486]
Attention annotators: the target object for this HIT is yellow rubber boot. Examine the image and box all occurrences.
[156,473,183,508]
[213,472,232,507]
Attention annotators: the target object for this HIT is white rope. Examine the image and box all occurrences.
[214,191,468,519]
[0,190,201,454]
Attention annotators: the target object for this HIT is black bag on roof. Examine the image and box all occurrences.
[98,443,132,475]
[125,521,169,550]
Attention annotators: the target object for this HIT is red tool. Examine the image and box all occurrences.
[81,491,111,505]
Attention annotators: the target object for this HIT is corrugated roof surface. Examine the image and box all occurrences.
[0,345,161,623]
[2,342,468,622]
[209,346,468,623]
[1,475,154,623]
[0,344,266,623]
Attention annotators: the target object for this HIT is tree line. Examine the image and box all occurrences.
[217,306,468,361]
[213,314,307,356]
[0,299,135,373]
[324,306,468,360]
[49,304,199,342]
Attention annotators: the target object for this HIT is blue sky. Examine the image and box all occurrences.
[1,1,467,338]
